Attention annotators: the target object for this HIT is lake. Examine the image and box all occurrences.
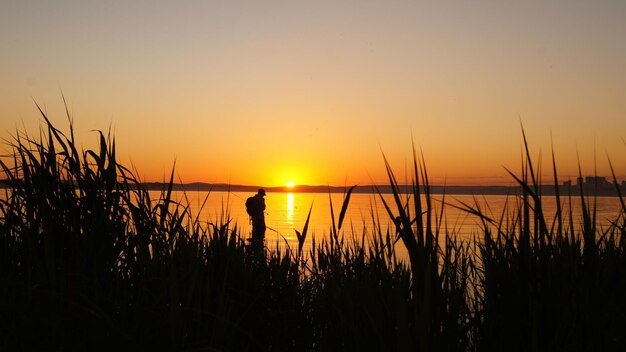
[154,190,625,253]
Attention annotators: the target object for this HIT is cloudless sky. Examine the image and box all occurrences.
[1,0,626,186]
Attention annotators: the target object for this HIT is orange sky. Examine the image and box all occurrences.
[2,1,626,187]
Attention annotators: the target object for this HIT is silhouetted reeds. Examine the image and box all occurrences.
[0,110,308,350]
[458,129,626,351]
[1,109,625,351]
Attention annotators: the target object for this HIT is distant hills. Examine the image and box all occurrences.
[1,180,623,196]
[140,182,517,194]
[141,182,626,197]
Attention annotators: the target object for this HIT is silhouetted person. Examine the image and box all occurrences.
[246,188,266,255]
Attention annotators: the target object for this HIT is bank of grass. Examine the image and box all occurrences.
[462,133,626,351]
[1,111,625,351]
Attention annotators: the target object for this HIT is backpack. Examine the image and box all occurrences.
[246,196,260,216]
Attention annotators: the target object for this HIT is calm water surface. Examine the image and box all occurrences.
[155,191,625,253]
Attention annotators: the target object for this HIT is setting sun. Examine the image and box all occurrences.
[286,181,295,188]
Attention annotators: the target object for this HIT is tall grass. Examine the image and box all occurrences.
[459,129,626,351]
[1,108,625,351]
[0,110,307,350]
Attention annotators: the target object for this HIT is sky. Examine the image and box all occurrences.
[1,0,626,187]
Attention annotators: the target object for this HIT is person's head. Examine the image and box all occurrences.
[257,188,266,197]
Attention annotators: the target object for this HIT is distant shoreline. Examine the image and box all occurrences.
[2,180,623,196]
[140,182,626,197]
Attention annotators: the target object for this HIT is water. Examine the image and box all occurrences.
[156,190,625,253]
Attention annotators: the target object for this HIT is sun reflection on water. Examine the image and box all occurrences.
[287,192,294,228]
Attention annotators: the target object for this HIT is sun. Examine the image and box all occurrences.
[286,181,295,189]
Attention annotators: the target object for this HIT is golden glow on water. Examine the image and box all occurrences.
[287,193,295,228]
[153,191,625,257]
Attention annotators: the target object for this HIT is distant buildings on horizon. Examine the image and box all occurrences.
[562,176,626,192]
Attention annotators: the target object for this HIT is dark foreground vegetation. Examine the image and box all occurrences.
[1,112,625,351]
